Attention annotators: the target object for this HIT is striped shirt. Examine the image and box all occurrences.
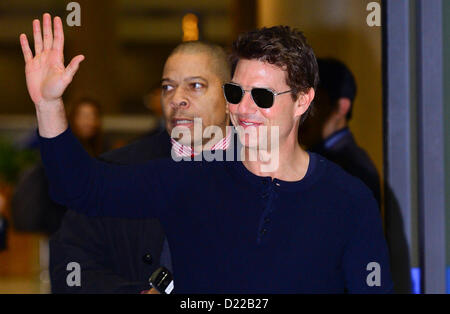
[170,130,231,157]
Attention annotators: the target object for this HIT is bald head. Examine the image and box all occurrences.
[169,41,231,83]
[161,41,231,147]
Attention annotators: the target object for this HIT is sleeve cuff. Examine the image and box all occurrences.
[36,126,73,142]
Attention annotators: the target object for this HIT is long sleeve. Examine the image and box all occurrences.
[38,127,161,219]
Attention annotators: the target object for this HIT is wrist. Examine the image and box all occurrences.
[35,98,69,138]
[35,98,64,112]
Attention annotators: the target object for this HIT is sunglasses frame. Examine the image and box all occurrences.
[222,82,292,109]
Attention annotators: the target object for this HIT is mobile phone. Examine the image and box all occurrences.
[148,266,174,294]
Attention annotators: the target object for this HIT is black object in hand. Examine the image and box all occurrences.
[149,266,174,294]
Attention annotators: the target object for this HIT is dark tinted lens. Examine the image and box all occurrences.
[251,88,274,108]
[223,84,243,104]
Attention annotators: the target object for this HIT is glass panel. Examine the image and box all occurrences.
[443,0,450,295]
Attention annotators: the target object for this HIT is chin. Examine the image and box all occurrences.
[236,129,260,150]
[169,125,195,143]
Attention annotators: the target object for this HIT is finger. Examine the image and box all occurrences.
[64,55,85,82]
[20,34,33,63]
[52,16,64,52]
[33,19,43,54]
[42,13,53,50]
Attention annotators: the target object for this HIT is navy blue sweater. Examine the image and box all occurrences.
[38,127,393,293]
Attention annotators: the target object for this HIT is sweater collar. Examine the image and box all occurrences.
[225,137,326,192]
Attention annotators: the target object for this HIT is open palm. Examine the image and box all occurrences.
[20,13,84,106]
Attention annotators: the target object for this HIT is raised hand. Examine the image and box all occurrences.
[19,13,84,107]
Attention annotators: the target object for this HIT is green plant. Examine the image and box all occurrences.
[0,137,39,185]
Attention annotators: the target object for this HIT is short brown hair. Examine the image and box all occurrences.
[230,26,319,123]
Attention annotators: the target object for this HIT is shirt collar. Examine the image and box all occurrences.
[322,127,351,150]
[170,129,232,157]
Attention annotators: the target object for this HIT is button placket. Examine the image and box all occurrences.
[257,179,276,244]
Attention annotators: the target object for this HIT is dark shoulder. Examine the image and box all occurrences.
[316,153,376,204]
[99,131,171,164]
[311,155,380,230]
[331,134,380,180]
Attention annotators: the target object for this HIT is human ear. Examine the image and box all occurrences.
[294,88,315,118]
[336,98,351,118]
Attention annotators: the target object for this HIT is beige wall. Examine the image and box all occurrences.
[258,0,384,182]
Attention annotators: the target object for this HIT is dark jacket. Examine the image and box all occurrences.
[11,161,67,235]
[313,128,381,207]
[49,130,172,293]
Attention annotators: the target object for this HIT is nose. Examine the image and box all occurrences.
[237,90,256,115]
[170,87,189,109]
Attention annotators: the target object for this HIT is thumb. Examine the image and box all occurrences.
[64,55,85,82]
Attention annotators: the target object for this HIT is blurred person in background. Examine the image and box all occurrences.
[68,97,105,156]
[299,58,381,206]
[49,40,231,293]
[0,192,8,251]
[11,97,106,235]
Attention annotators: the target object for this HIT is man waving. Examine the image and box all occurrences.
[20,14,393,293]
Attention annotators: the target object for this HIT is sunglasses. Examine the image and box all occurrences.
[223,82,292,109]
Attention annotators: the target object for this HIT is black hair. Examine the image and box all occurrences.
[317,58,357,120]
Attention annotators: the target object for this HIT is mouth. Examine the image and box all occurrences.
[172,118,194,127]
[238,118,263,129]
